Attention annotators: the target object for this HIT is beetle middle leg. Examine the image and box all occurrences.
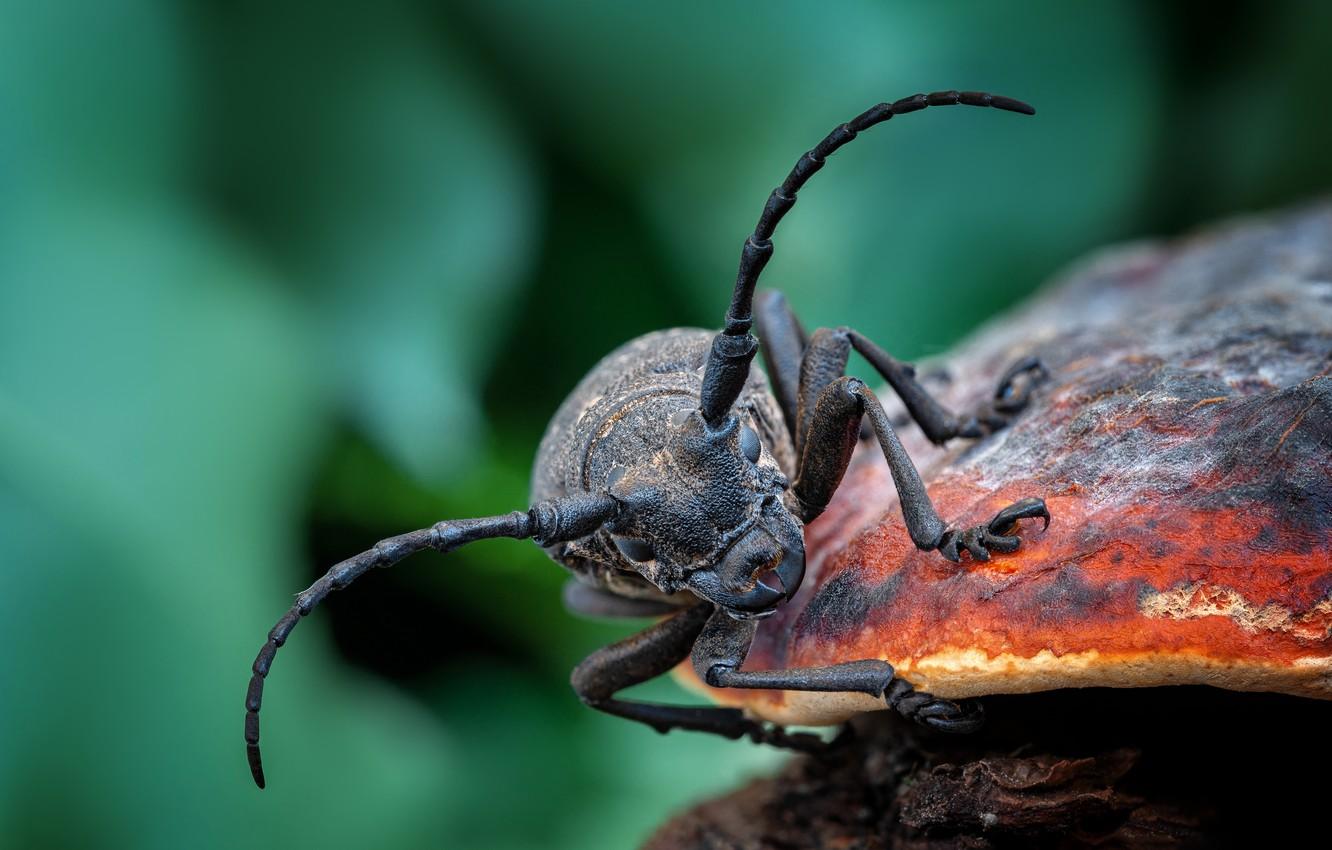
[692,607,984,733]
[570,604,828,752]
[754,290,1046,456]
[790,375,1049,561]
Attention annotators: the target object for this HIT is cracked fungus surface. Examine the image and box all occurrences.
[682,204,1332,726]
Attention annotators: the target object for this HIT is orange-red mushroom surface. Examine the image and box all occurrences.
[682,206,1332,725]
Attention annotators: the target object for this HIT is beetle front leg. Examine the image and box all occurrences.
[790,374,947,545]
[937,496,1052,563]
[570,604,827,752]
[791,376,1049,561]
[692,608,984,733]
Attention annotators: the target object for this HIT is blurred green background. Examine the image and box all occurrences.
[2,2,1330,848]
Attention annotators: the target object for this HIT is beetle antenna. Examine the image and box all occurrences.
[244,494,617,789]
[698,90,1036,426]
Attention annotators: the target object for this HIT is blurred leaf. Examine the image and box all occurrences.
[0,201,459,848]
[0,0,186,200]
[0,1,460,845]
[207,2,537,483]
[456,0,1162,358]
[426,666,784,849]
[1133,3,1332,227]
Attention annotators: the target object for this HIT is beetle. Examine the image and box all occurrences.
[243,89,1052,788]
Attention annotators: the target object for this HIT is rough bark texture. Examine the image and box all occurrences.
[648,203,1332,848]
[644,688,1332,848]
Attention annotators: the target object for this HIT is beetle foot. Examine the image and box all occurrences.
[747,723,835,754]
[938,497,1050,563]
[993,356,1049,413]
[824,722,857,751]
[956,356,1049,437]
[885,678,986,734]
[989,496,1051,534]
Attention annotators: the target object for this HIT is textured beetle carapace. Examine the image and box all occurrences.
[245,89,1045,788]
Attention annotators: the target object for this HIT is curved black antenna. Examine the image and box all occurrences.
[698,90,1036,426]
[243,494,617,788]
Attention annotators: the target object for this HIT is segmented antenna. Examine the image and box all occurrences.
[244,495,617,788]
[698,90,1035,425]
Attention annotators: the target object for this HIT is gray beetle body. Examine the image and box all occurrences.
[533,328,796,606]
[244,90,1052,789]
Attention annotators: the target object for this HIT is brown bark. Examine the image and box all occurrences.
[645,688,1332,848]
[646,202,1332,849]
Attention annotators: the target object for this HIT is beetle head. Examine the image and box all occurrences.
[602,407,805,619]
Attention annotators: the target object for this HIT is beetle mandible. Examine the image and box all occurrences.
[243,89,1053,788]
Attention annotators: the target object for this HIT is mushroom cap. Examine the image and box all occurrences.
[680,205,1332,726]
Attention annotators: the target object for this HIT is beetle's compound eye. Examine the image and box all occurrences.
[670,408,693,429]
[612,535,655,563]
[739,426,761,463]
[607,465,627,490]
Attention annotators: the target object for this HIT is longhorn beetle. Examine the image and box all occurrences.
[244,89,1052,788]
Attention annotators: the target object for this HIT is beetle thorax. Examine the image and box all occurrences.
[530,329,800,613]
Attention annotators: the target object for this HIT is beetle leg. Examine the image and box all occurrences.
[792,324,1046,451]
[989,495,1052,533]
[937,497,1052,564]
[791,377,1049,560]
[954,354,1051,435]
[851,332,1048,442]
[863,334,1049,439]
[570,604,827,752]
[884,679,986,733]
[791,376,948,551]
[693,608,984,734]
[753,289,809,437]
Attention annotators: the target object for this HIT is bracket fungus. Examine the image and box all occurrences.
[680,203,1332,726]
